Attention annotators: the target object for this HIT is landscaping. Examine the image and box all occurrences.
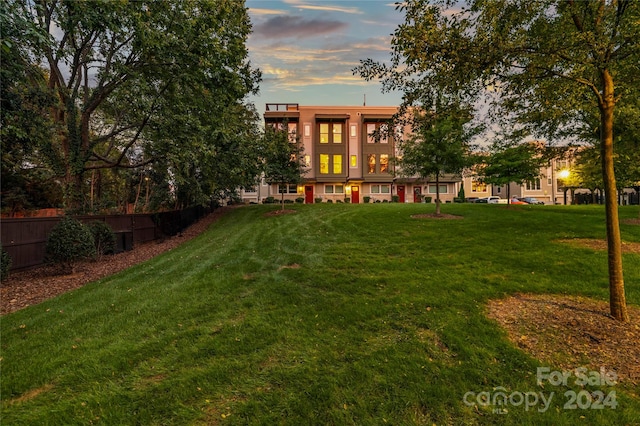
[1,204,639,425]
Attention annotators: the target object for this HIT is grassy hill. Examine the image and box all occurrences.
[2,203,639,425]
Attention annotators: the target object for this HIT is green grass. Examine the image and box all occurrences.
[2,203,639,425]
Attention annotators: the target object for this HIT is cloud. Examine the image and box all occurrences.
[254,15,347,39]
[250,8,288,15]
[283,0,363,14]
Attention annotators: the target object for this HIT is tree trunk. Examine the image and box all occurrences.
[435,175,441,215]
[600,70,628,322]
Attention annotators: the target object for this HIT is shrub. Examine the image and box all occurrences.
[284,199,294,204]
[88,221,116,255]
[263,196,276,204]
[295,197,304,204]
[391,195,400,203]
[1,245,11,281]
[45,217,95,272]
[314,197,322,204]
[326,200,333,203]
[344,197,350,203]
[363,196,371,203]
[424,196,433,203]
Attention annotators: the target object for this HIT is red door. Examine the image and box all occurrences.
[305,185,314,204]
[351,186,359,204]
[413,186,422,203]
[397,185,405,203]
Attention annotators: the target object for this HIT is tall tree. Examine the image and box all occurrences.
[355,0,639,321]
[396,102,479,215]
[8,0,261,212]
[262,123,306,211]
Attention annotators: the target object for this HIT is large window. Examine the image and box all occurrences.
[367,154,376,174]
[320,154,329,174]
[428,184,448,194]
[471,180,487,192]
[525,178,541,191]
[380,154,389,173]
[319,122,342,144]
[333,155,342,174]
[325,184,344,194]
[370,184,390,194]
[278,184,298,194]
[366,122,389,143]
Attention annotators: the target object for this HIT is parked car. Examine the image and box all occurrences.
[474,196,501,204]
[510,197,528,205]
[520,197,545,205]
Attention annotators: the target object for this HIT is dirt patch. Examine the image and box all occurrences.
[487,293,640,385]
[410,213,463,220]
[623,218,640,225]
[1,207,234,315]
[277,263,301,271]
[557,238,640,254]
[7,383,54,405]
[263,209,297,217]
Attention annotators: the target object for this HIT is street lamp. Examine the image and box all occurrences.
[558,169,570,205]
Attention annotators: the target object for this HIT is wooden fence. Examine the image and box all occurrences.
[1,206,212,271]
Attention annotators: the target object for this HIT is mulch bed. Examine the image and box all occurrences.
[1,207,233,315]
[487,293,640,385]
[410,213,463,220]
[263,209,297,217]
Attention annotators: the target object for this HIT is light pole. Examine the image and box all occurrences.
[558,169,570,205]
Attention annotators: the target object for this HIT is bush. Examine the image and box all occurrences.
[45,217,95,272]
[295,197,304,204]
[314,197,322,204]
[326,200,333,203]
[363,196,371,203]
[391,195,400,203]
[1,245,11,281]
[284,199,294,204]
[424,196,433,203]
[344,197,350,203]
[263,196,276,204]
[88,221,116,255]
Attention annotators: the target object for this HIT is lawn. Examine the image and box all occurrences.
[1,203,639,425]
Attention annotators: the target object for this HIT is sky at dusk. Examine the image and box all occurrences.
[246,0,406,111]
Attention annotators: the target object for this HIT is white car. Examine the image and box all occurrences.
[474,196,502,204]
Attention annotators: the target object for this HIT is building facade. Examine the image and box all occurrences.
[240,103,463,204]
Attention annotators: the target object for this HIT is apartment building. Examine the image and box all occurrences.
[240,103,458,204]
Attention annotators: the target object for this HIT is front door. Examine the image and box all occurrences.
[351,186,359,204]
[413,186,422,203]
[305,185,314,204]
[397,185,405,203]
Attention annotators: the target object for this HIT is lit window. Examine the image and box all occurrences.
[333,123,342,143]
[304,123,311,137]
[320,123,329,144]
[379,124,388,143]
[350,155,357,168]
[288,122,297,143]
[320,154,329,174]
[471,180,487,192]
[350,125,357,138]
[367,154,376,174]
[333,155,342,174]
[304,155,311,167]
[380,154,389,173]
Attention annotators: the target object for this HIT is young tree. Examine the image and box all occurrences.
[479,143,547,202]
[262,124,306,211]
[355,0,639,321]
[397,103,479,215]
[9,0,261,212]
